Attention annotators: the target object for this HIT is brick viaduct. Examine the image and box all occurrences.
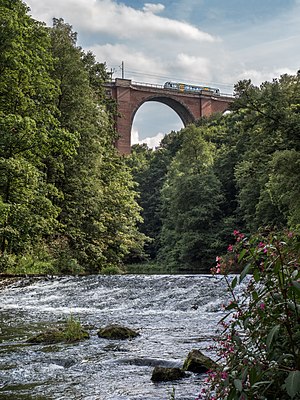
[105,78,234,154]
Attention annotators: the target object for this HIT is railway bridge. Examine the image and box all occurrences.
[105,78,234,154]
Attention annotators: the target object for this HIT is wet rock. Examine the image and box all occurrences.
[151,366,186,382]
[183,349,218,373]
[97,324,140,340]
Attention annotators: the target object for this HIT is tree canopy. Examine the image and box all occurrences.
[0,1,145,273]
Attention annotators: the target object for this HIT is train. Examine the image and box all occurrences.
[164,81,220,96]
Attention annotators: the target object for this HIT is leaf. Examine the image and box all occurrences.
[285,370,300,398]
[252,290,259,301]
[227,388,237,400]
[239,263,251,283]
[266,325,280,349]
[231,276,238,289]
[274,258,281,274]
[292,280,300,294]
[253,269,260,282]
[234,378,243,392]
[238,248,247,262]
[225,302,238,311]
[241,367,249,382]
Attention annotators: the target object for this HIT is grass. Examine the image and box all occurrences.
[27,315,90,344]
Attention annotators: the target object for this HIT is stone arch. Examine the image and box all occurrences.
[131,95,196,128]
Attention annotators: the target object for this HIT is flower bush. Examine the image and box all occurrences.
[199,229,300,400]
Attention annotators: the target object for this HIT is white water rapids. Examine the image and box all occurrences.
[0,274,240,400]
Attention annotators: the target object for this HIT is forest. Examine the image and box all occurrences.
[1,0,300,275]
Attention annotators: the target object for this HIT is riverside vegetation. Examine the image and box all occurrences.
[198,229,300,400]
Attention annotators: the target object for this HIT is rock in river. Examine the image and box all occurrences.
[97,324,140,340]
[151,366,186,382]
[183,349,218,373]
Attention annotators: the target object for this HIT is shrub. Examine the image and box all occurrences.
[199,229,300,400]
[100,264,123,275]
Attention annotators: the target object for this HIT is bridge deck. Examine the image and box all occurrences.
[106,79,234,98]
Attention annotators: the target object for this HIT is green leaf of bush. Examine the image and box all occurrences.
[231,276,238,289]
[239,263,251,283]
[234,378,243,392]
[238,248,247,262]
[266,324,280,349]
[285,370,300,398]
[292,280,300,295]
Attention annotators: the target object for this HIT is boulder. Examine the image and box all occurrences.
[97,324,140,340]
[183,349,218,373]
[151,366,186,382]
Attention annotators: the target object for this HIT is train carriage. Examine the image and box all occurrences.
[164,81,220,96]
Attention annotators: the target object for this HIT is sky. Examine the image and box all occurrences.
[25,0,300,148]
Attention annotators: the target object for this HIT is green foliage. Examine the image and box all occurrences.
[0,5,146,274]
[0,0,62,259]
[61,315,89,342]
[48,18,146,273]
[100,264,123,275]
[1,1,299,275]
[4,243,56,275]
[27,315,89,343]
[168,387,176,400]
[232,74,300,231]
[126,143,171,259]
[158,125,225,272]
[125,260,169,274]
[201,230,300,399]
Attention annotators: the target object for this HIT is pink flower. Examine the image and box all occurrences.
[233,230,240,236]
[227,244,234,251]
[221,371,228,379]
[259,302,265,310]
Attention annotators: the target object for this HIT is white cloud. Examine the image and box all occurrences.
[91,43,168,81]
[143,133,165,149]
[143,3,165,14]
[27,0,216,42]
[25,0,300,133]
[174,53,212,82]
[235,67,298,87]
[131,128,164,149]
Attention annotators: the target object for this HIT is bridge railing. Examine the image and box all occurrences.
[131,81,165,90]
[131,80,234,97]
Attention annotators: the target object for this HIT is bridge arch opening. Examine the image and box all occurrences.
[132,101,184,149]
[131,99,188,149]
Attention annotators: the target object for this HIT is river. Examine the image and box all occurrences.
[0,274,238,400]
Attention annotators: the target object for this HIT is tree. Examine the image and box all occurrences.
[49,19,145,272]
[0,0,64,260]
[126,144,171,259]
[158,125,224,272]
[232,74,300,231]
